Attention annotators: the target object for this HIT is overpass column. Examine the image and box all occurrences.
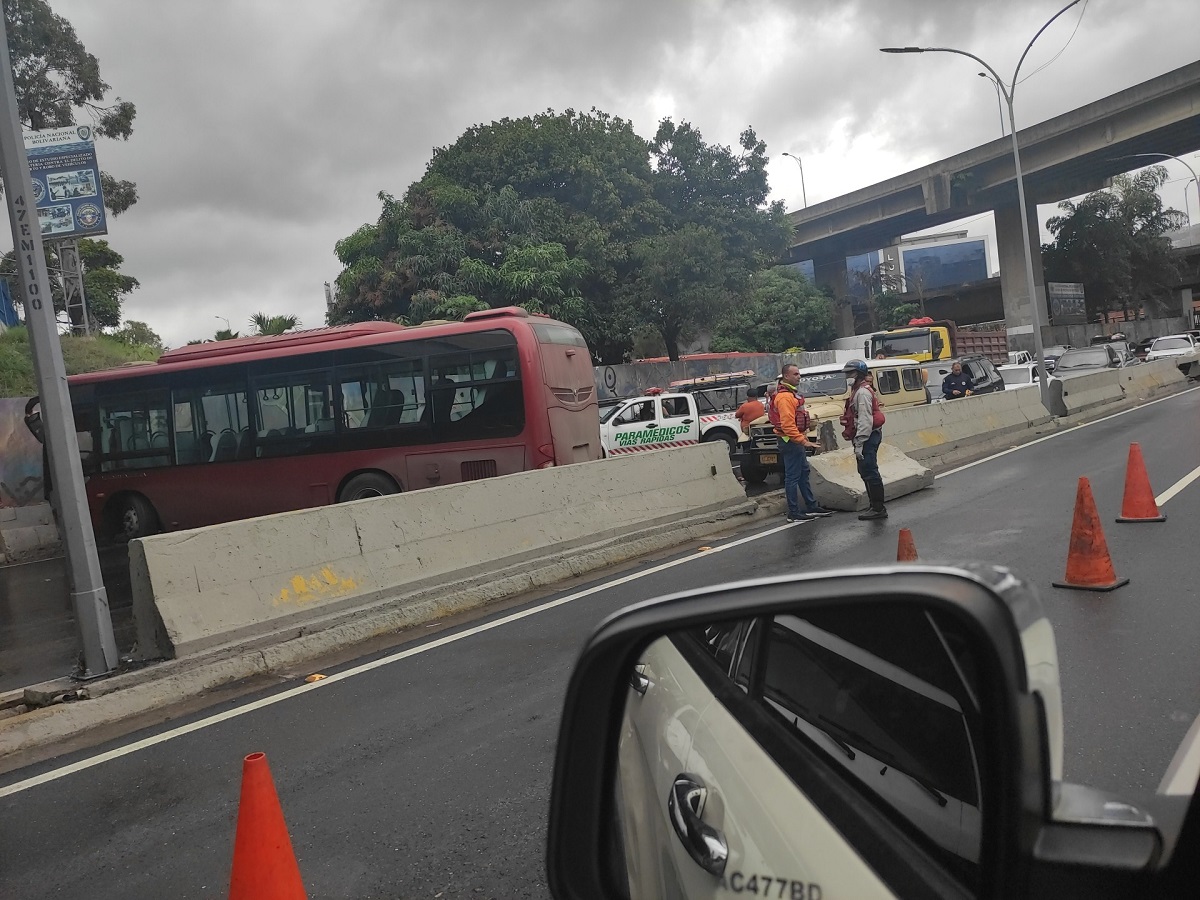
[812,254,855,336]
[994,202,1051,352]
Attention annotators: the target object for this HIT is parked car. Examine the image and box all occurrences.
[1133,337,1156,361]
[997,362,1041,390]
[1041,344,1071,373]
[923,355,1005,401]
[1051,344,1133,374]
[1145,334,1198,361]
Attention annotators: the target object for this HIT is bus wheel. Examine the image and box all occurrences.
[703,431,737,456]
[111,493,160,542]
[338,472,400,503]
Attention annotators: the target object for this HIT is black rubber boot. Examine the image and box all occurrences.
[858,483,888,520]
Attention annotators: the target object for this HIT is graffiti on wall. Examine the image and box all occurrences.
[0,397,44,507]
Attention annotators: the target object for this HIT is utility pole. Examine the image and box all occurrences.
[0,17,117,676]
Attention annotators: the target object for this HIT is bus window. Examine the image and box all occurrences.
[340,359,425,430]
[253,372,335,458]
[429,347,523,439]
[173,384,251,464]
[98,390,170,471]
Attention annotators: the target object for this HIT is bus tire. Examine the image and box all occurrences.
[703,430,738,456]
[109,492,160,542]
[338,471,400,503]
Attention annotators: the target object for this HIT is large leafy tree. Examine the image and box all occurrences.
[1042,166,1185,321]
[2,0,139,330]
[332,108,789,362]
[709,266,836,353]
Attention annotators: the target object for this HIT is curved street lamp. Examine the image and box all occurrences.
[978,72,1006,138]
[781,151,807,208]
[1113,152,1199,225]
[882,0,1086,407]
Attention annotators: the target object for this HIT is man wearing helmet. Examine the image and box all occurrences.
[842,359,888,520]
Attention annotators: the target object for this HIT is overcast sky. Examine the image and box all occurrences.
[27,0,1200,346]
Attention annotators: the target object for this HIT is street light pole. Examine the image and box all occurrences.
[978,72,1006,137]
[0,16,117,676]
[882,0,1085,410]
[781,152,807,208]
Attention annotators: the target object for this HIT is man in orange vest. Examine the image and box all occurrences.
[774,364,833,522]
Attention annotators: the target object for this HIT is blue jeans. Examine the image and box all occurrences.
[782,439,817,518]
[856,430,883,493]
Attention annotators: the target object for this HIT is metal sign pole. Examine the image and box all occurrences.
[0,19,117,676]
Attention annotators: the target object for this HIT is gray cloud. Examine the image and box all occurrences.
[24,0,1199,346]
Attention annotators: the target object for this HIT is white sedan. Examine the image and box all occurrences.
[996,362,1041,390]
[1145,334,1198,361]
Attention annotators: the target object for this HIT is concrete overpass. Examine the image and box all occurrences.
[790,61,1200,349]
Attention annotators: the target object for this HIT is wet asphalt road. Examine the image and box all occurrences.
[0,387,1197,898]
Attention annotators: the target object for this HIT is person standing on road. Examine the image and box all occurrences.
[941,361,974,400]
[735,389,766,435]
[774,364,833,522]
[842,360,887,520]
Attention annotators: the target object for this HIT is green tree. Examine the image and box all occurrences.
[709,266,836,353]
[331,109,788,362]
[107,319,162,351]
[1042,166,1185,321]
[249,312,301,335]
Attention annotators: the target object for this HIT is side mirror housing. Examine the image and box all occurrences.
[547,565,1177,900]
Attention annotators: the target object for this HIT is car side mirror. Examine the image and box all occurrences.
[548,566,1178,900]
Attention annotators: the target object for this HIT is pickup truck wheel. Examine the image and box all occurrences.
[740,459,768,484]
[703,430,737,456]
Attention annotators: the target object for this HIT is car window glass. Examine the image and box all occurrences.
[756,604,983,873]
[615,400,654,425]
[875,369,900,394]
[901,368,923,391]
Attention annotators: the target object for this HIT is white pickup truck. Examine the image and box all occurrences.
[598,391,743,457]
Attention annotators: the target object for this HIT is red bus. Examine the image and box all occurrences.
[53,307,600,540]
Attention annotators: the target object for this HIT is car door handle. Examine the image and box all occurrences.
[680,419,694,424]
[668,774,728,876]
[629,665,650,695]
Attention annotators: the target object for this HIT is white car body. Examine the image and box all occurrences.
[1145,334,1198,361]
[598,392,740,457]
[614,594,1067,898]
[997,362,1040,390]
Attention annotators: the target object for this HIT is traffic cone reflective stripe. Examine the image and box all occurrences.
[897,528,918,561]
[1052,477,1129,592]
[1116,443,1166,523]
[228,752,308,900]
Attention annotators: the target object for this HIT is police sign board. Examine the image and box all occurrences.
[23,125,107,240]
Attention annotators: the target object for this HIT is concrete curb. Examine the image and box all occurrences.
[0,499,759,760]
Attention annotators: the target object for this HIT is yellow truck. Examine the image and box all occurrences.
[869,318,1009,364]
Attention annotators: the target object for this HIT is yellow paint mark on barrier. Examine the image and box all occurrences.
[275,566,359,607]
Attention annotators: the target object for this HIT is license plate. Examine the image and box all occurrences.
[759,454,778,465]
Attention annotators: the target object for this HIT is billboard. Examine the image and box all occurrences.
[900,238,988,291]
[23,124,107,240]
[1047,282,1087,325]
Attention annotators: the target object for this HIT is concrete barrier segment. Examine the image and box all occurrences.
[131,441,745,660]
[809,445,934,511]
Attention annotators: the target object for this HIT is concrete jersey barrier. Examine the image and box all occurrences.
[131,442,744,660]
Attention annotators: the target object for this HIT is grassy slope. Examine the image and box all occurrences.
[0,326,160,397]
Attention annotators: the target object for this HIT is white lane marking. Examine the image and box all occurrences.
[1157,463,1200,508]
[935,384,1200,480]
[0,519,808,798]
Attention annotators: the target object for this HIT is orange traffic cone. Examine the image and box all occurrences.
[1052,477,1129,592]
[228,752,308,900]
[897,528,919,561]
[1116,443,1166,523]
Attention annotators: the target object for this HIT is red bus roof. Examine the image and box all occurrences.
[70,308,546,386]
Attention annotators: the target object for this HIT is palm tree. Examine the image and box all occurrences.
[249,312,301,335]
